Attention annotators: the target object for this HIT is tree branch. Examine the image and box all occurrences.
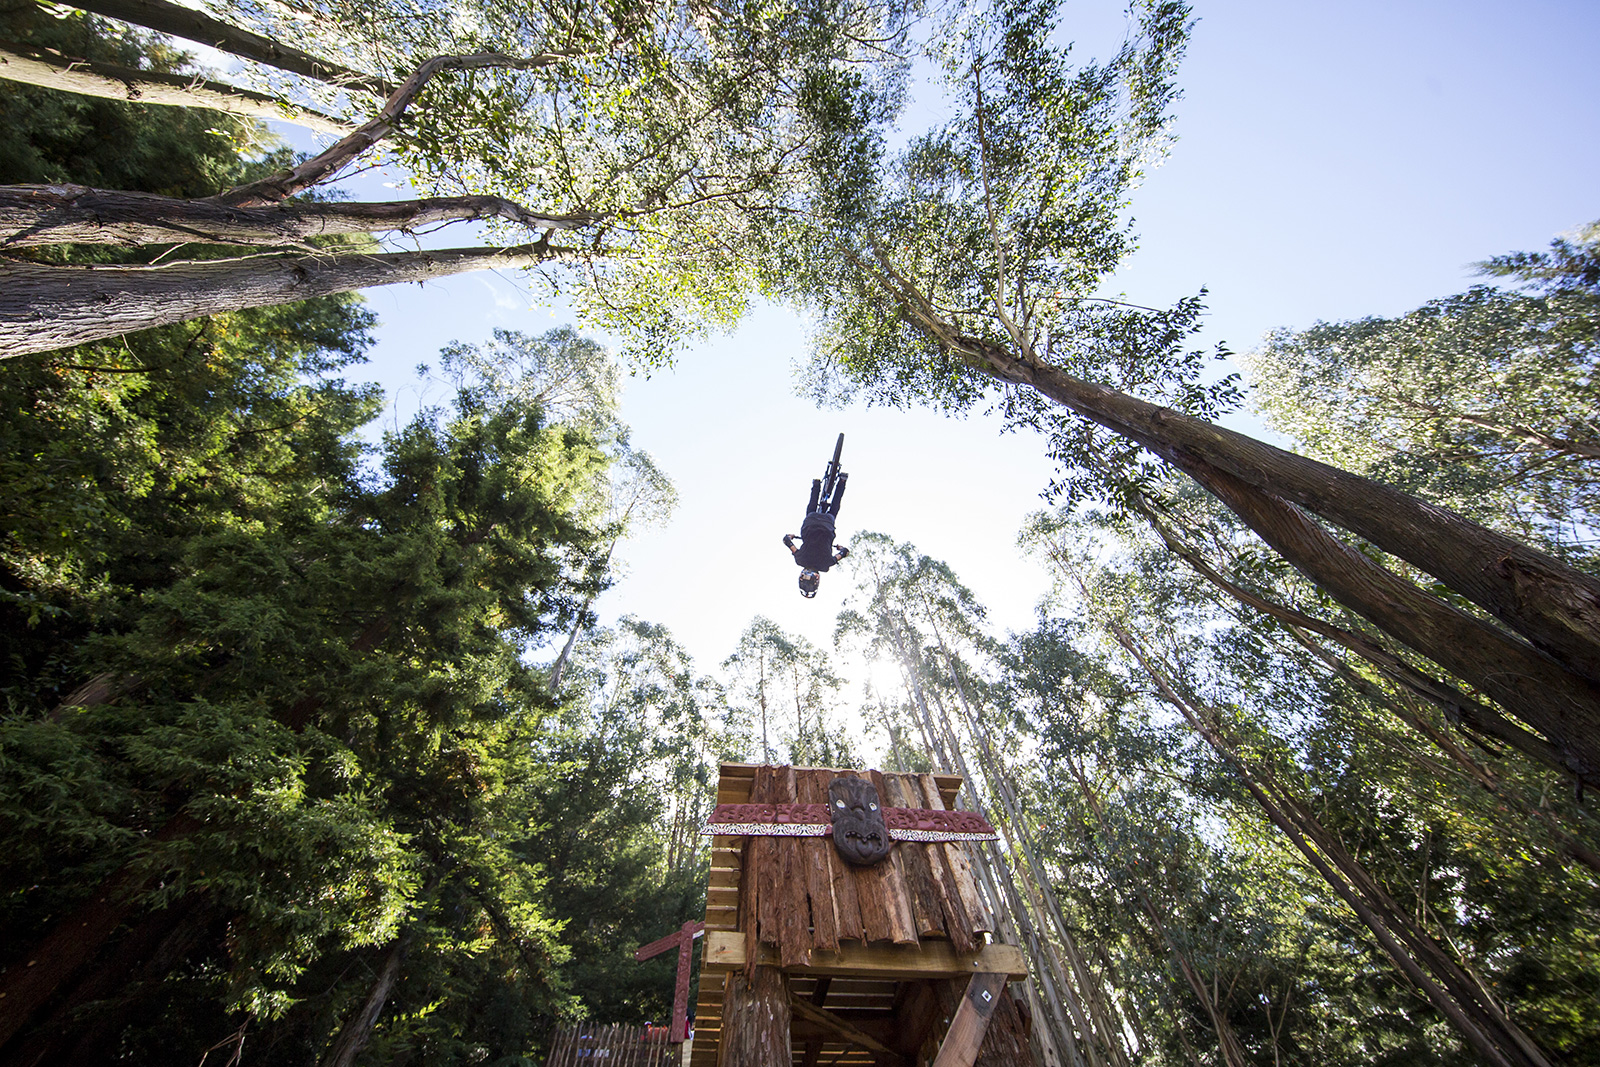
[214,51,579,207]
[61,0,388,94]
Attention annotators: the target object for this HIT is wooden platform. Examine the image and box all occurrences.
[688,764,1032,1067]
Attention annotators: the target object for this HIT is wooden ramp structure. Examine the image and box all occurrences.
[690,764,1038,1067]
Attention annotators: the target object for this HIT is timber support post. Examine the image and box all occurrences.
[721,965,791,1066]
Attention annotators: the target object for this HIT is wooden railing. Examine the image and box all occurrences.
[545,1022,678,1066]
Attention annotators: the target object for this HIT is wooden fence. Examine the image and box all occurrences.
[545,1022,678,1067]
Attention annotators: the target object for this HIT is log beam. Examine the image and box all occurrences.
[788,992,909,1066]
[702,930,1027,980]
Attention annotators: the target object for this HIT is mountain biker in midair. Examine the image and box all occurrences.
[784,437,850,598]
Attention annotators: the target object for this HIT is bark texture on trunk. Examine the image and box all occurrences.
[0,185,589,249]
[0,244,559,358]
[0,813,200,1050]
[320,936,407,1067]
[0,44,351,133]
[61,0,387,94]
[1184,459,1600,778]
[721,965,791,1067]
[970,341,1600,693]
[1129,502,1572,775]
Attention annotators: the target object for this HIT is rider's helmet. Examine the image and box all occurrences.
[798,570,820,598]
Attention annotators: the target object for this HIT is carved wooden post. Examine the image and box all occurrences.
[720,965,790,1066]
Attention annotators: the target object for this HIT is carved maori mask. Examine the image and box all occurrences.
[828,776,892,866]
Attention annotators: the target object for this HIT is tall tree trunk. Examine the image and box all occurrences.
[1056,746,1252,1067]
[1182,459,1600,779]
[0,244,562,358]
[1126,499,1573,777]
[320,935,408,1067]
[926,617,1129,1067]
[0,185,587,250]
[0,44,350,133]
[1107,618,1555,1067]
[59,0,388,93]
[0,813,199,1050]
[964,337,1600,695]
[917,673,1088,1067]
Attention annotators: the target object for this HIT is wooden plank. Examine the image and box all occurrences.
[701,930,1027,980]
[911,775,977,954]
[794,770,841,955]
[788,993,911,1067]
[838,771,894,942]
[870,770,926,946]
[747,765,780,977]
[775,767,814,968]
[931,972,1008,1067]
[812,769,865,942]
[917,773,988,936]
[882,774,946,940]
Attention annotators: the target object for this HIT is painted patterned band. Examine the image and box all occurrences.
[699,823,999,843]
[885,828,1000,842]
[700,822,831,838]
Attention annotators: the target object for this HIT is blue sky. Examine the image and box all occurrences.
[300,0,1600,682]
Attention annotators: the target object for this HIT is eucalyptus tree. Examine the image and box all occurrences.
[722,617,850,767]
[1023,506,1600,1066]
[1247,224,1600,568]
[837,531,1132,1067]
[723,616,799,763]
[546,446,677,693]
[776,0,1600,788]
[0,0,915,356]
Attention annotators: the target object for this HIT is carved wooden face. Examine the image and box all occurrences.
[828,776,892,866]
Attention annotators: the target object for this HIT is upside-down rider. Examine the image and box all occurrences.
[783,474,850,598]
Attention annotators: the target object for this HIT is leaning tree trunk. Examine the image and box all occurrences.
[1109,619,1554,1067]
[320,935,409,1067]
[1182,459,1600,779]
[0,185,589,250]
[1127,500,1572,776]
[0,244,562,358]
[57,0,388,94]
[0,44,350,133]
[965,340,1600,695]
